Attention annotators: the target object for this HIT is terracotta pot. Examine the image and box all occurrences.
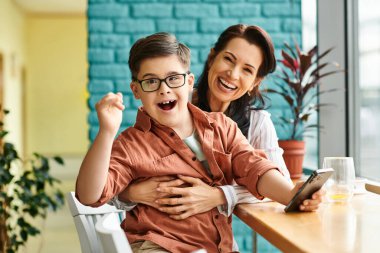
[278,140,305,179]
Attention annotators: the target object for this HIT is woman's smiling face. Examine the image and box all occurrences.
[207,37,263,110]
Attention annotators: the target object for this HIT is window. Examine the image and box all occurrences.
[358,0,380,180]
[302,0,318,171]
[318,0,380,181]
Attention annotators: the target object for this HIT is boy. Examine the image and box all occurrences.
[76,33,320,253]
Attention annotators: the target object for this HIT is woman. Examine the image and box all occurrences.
[111,24,319,218]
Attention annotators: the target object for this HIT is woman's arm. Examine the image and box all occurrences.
[248,110,290,180]
[111,174,229,218]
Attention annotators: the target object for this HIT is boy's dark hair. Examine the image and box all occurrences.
[196,24,276,137]
[128,32,191,79]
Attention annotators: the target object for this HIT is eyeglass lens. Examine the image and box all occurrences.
[141,74,185,91]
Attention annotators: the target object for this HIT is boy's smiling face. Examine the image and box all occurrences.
[130,55,194,129]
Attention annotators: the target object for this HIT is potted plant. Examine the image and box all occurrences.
[266,41,342,178]
[0,109,64,253]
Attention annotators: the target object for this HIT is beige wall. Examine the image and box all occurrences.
[0,0,26,152]
[0,1,88,156]
[26,15,88,156]
[0,3,87,251]
[24,15,88,251]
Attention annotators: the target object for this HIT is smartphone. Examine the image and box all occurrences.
[284,168,334,212]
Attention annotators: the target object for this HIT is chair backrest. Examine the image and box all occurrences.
[66,192,126,253]
[95,213,133,253]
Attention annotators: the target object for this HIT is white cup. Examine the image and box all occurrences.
[323,157,356,203]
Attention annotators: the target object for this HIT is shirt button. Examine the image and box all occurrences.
[170,132,175,137]
[192,156,196,161]
[215,214,219,219]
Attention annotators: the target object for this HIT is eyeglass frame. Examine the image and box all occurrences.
[132,71,191,92]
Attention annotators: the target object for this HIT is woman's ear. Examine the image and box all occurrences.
[207,48,216,69]
[249,77,263,93]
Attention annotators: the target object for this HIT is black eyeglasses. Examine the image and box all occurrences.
[133,72,190,92]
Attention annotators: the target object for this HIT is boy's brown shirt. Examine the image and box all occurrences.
[89,103,279,253]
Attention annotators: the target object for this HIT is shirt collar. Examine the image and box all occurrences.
[134,107,152,132]
[187,102,215,126]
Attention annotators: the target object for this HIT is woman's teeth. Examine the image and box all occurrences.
[219,78,237,90]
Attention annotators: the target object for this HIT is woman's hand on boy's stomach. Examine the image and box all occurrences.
[95,92,125,137]
[119,176,181,209]
[156,175,226,220]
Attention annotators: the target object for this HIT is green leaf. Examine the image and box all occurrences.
[28,226,40,236]
[33,152,41,158]
[53,156,65,165]
[0,130,8,138]
[7,248,16,253]
[17,217,26,226]
[20,230,28,241]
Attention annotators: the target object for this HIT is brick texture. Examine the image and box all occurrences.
[87,1,302,252]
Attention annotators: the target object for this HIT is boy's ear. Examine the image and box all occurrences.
[130,82,141,99]
[187,73,195,90]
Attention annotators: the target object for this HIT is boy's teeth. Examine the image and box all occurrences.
[161,100,174,104]
[158,100,177,110]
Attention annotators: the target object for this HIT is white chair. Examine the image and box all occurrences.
[67,192,207,253]
[95,214,209,253]
[95,212,133,253]
[66,192,127,253]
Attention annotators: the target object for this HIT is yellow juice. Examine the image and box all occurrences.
[328,193,349,200]
[327,187,353,202]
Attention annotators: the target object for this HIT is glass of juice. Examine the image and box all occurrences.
[323,157,356,203]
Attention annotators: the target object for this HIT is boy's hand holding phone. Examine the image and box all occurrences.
[286,168,333,212]
[290,181,325,212]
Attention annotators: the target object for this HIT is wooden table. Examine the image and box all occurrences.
[234,192,380,253]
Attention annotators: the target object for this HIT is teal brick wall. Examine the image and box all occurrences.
[87,0,302,252]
